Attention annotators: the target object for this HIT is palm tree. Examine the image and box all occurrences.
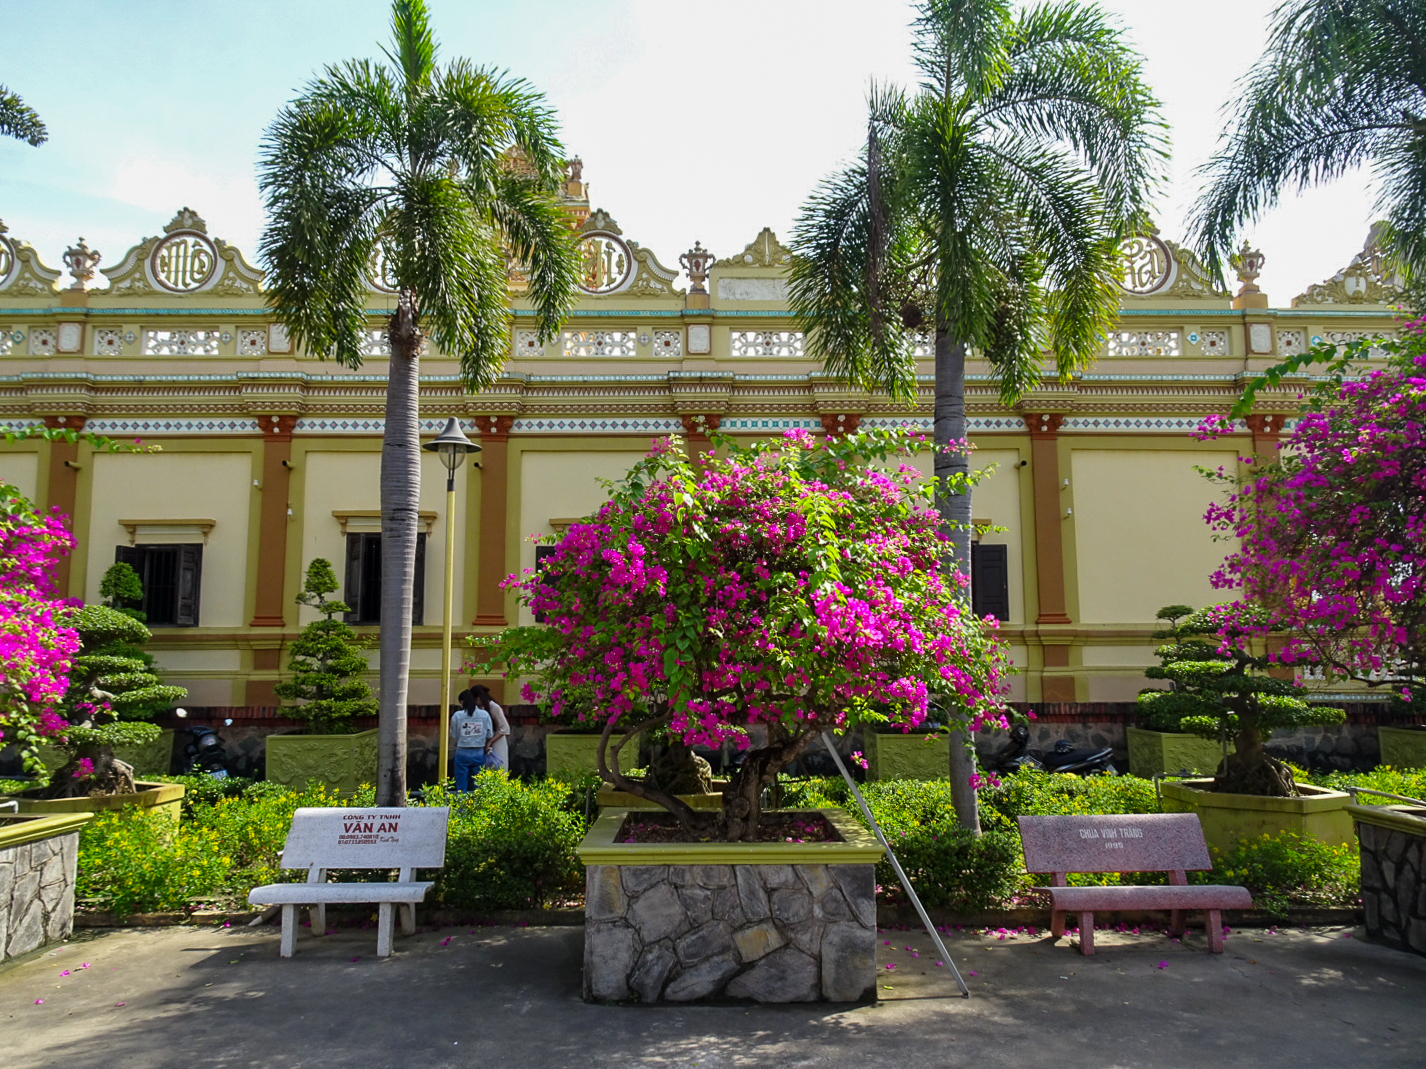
[0,84,47,145]
[259,0,579,805]
[1189,0,1426,282]
[789,0,1164,830]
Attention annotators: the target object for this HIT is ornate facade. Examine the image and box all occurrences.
[0,186,1404,709]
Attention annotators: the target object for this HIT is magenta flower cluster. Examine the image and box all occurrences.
[0,484,79,768]
[1201,325,1426,691]
[495,428,1010,768]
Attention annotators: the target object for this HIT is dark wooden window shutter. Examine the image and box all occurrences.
[411,533,426,626]
[344,533,365,624]
[534,545,558,623]
[971,543,1010,622]
[174,544,203,627]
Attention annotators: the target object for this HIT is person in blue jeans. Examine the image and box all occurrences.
[449,696,493,792]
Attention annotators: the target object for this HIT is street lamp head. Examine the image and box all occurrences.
[423,416,481,474]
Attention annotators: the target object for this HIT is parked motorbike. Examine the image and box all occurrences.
[177,711,232,779]
[992,723,1118,776]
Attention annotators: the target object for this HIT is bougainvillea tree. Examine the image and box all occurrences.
[487,428,1010,841]
[0,483,79,777]
[1205,325,1426,709]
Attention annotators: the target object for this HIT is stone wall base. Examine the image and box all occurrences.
[0,831,79,962]
[584,862,877,1003]
[1358,820,1426,957]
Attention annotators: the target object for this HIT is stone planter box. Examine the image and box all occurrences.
[0,813,92,963]
[1126,726,1231,778]
[5,781,185,827]
[1349,803,1426,956]
[577,808,884,1004]
[596,789,724,811]
[865,731,947,780]
[1378,726,1426,769]
[265,728,377,797]
[35,729,176,777]
[1159,778,1353,854]
[545,733,639,779]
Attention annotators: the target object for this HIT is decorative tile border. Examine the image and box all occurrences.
[85,417,263,436]
[293,417,480,435]
[510,417,683,435]
[863,416,1024,432]
[0,418,44,431]
[720,417,820,431]
[1061,416,1249,433]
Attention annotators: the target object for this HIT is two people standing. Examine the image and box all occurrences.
[448,683,510,792]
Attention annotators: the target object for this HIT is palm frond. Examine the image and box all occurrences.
[0,85,47,146]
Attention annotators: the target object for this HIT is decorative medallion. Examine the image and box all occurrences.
[0,225,15,288]
[150,230,217,292]
[367,240,398,294]
[1116,233,1172,295]
[576,231,632,294]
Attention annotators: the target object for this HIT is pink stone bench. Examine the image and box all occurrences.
[1017,813,1251,955]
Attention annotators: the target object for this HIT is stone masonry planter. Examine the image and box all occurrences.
[0,813,92,962]
[1349,802,1426,957]
[1159,778,1353,854]
[545,733,639,779]
[1378,726,1426,769]
[1125,726,1232,778]
[265,728,377,797]
[5,781,184,827]
[864,731,947,780]
[578,808,884,1003]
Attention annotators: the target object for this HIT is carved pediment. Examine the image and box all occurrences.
[0,221,62,297]
[713,227,792,269]
[1293,224,1402,306]
[1115,226,1229,300]
[100,207,264,297]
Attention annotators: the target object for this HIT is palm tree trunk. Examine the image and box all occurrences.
[377,296,422,806]
[934,325,981,834]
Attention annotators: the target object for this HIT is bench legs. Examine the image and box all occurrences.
[1206,910,1224,953]
[377,903,395,957]
[311,903,326,936]
[1051,910,1066,939]
[1077,912,1096,956]
[1169,909,1186,938]
[280,905,298,958]
[401,902,416,936]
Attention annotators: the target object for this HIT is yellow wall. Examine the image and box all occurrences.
[515,448,644,625]
[297,449,466,627]
[85,451,253,627]
[0,450,39,502]
[1071,448,1238,624]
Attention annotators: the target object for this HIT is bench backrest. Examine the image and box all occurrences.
[1017,813,1212,875]
[280,807,450,871]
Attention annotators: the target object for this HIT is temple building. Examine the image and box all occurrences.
[0,171,1404,714]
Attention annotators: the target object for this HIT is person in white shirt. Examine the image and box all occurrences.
[470,684,510,774]
[449,697,493,792]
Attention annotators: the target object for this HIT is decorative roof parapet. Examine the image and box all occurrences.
[99,207,265,298]
[1293,223,1402,307]
[0,220,63,297]
[713,228,792,269]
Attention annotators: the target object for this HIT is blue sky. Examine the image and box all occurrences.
[1,0,1376,302]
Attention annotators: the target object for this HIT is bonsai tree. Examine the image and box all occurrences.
[490,428,1010,842]
[1137,604,1343,796]
[275,558,377,734]
[0,483,79,778]
[99,559,145,620]
[43,605,187,797]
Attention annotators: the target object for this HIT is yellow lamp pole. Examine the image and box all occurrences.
[423,418,480,784]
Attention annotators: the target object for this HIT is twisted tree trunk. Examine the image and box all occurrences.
[935,325,981,834]
[376,295,422,807]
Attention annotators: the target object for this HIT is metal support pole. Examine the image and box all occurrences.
[438,476,457,784]
[821,731,970,997]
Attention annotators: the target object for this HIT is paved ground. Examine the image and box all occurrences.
[2,920,1423,1068]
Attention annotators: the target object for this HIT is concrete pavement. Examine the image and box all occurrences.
[2,920,1422,1068]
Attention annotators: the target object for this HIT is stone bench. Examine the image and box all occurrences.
[1017,813,1251,955]
[248,806,449,958]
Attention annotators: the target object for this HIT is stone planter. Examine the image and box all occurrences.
[35,729,175,777]
[1378,726,1426,769]
[1126,726,1232,778]
[577,808,884,1003]
[595,789,724,811]
[545,733,639,779]
[5,780,185,827]
[1159,778,1353,854]
[1349,803,1426,956]
[864,731,947,780]
[265,728,377,797]
[0,813,92,963]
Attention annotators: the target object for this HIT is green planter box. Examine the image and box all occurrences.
[545,733,640,778]
[864,731,948,780]
[1126,725,1232,778]
[1159,777,1353,854]
[2,781,184,828]
[595,788,724,811]
[1379,726,1426,769]
[34,728,175,777]
[265,728,378,797]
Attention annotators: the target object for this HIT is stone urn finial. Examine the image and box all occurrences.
[680,241,715,294]
[62,237,101,290]
[1230,239,1265,297]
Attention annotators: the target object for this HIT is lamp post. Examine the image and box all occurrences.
[423,417,481,784]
